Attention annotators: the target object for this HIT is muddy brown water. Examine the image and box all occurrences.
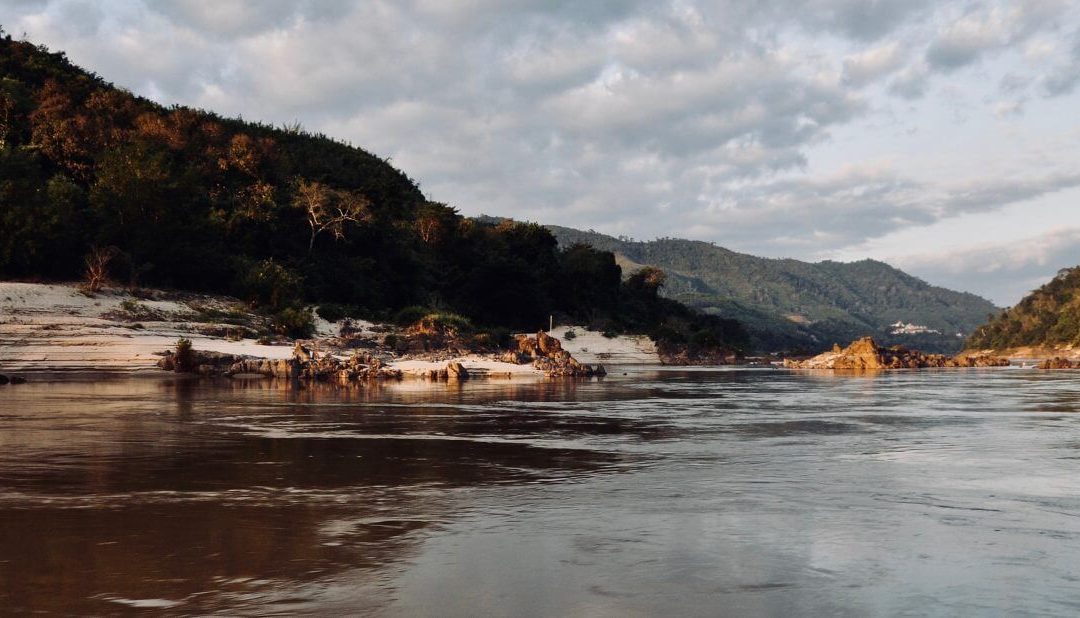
[2,368,1080,615]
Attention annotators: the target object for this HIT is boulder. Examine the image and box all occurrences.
[830,337,885,370]
[293,342,313,363]
[512,335,540,358]
[497,351,520,364]
[537,331,562,355]
[447,361,469,380]
[1039,357,1079,369]
[0,375,8,385]
[157,353,176,371]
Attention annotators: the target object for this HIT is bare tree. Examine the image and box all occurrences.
[293,179,372,253]
[82,246,120,294]
[416,216,441,244]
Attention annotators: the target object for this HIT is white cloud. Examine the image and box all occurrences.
[892,227,1080,305]
[1041,31,1080,96]
[843,42,905,85]
[926,0,1067,71]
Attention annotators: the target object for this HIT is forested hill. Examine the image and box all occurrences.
[967,267,1080,350]
[547,225,999,352]
[0,33,749,353]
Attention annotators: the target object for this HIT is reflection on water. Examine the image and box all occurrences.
[3,369,1080,614]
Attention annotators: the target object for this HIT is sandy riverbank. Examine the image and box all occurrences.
[962,345,1080,362]
[0,282,661,378]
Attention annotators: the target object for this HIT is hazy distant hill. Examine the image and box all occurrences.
[547,226,999,353]
[967,267,1080,351]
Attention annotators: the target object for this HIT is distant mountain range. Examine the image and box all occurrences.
[546,226,999,353]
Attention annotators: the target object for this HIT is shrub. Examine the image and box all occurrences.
[393,305,430,326]
[316,303,354,323]
[469,327,511,350]
[239,258,303,311]
[488,326,512,348]
[383,333,409,352]
[412,312,472,337]
[650,324,686,344]
[563,329,577,340]
[175,338,194,372]
[271,306,315,339]
[602,330,618,339]
[689,329,721,350]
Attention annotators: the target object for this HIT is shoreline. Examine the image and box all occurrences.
[0,281,662,380]
[8,281,1051,381]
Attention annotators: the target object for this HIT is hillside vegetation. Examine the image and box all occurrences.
[548,226,998,353]
[0,33,747,353]
[967,267,1080,350]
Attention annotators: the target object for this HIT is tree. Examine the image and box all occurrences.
[82,245,119,294]
[414,201,458,245]
[625,266,667,298]
[292,179,372,253]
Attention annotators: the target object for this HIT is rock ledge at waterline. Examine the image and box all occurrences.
[784,337,1009,370]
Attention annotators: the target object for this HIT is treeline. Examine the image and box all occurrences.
[0,33,747,351]
[967,267,1080,350]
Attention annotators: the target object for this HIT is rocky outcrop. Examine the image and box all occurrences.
[500,331,605,377]
[784,337,1010,370]
[1038,357,1080,369]
[156,331,601,382]
[947,355,1014,368]
[157,349,244,375]
[158,343,403,382]
[446,361,469,380]
[227,358,294,378]
[656,342,742,366]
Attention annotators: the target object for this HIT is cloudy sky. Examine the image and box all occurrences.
[6,0,1080,305]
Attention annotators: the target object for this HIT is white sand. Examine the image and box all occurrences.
[545,325,660,365]
[0,282,548,377]
[0,282,659,375]
[0,282,297,371]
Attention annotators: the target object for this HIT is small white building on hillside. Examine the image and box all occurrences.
[889,321,941,335]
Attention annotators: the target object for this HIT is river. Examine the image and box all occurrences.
[2,368,1080,615]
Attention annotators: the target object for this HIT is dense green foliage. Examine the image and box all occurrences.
[967,267,1080,350]
[0,34,746,352]
[548,226,999,353]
